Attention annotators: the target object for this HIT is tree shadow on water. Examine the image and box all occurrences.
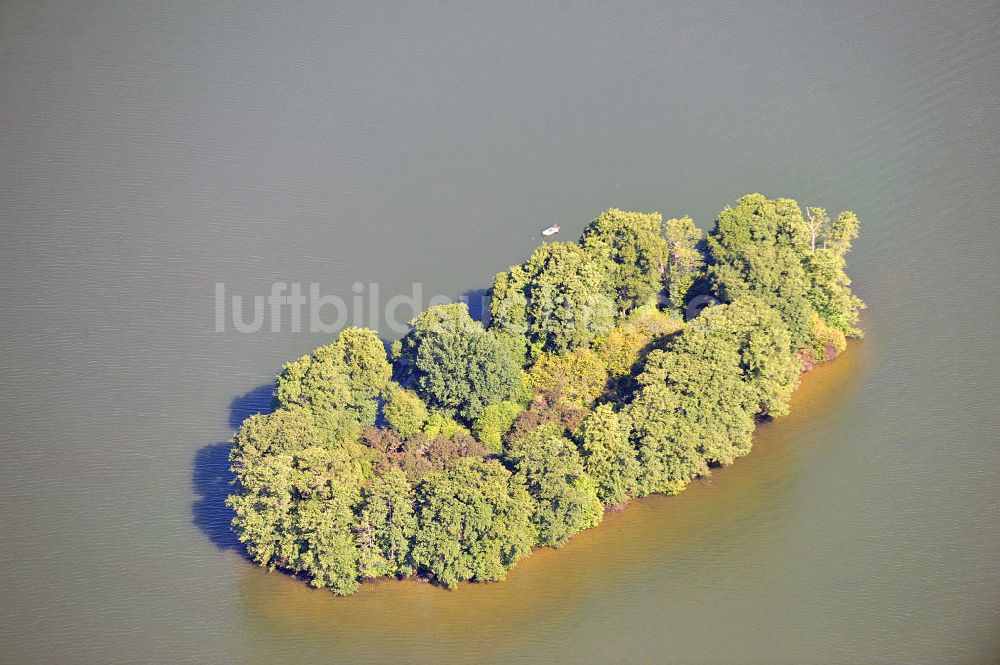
[192,382,275,551]
[460,287,489,324]
[228,382,276,429]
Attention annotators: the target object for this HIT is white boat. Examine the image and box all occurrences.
[542,224,560,237]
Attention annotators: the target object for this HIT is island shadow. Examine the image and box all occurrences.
[192,382,275,551]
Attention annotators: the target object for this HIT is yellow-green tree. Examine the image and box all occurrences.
[528,347,609,407]
[276,327,391,440]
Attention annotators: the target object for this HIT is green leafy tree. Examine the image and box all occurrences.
[804,249,865,337]
[626,326,753,484]
[706,193,810,265]
[706,195,863,352]
[227,443,366,595]
[421,411,470,439]
[226,451,298,568]
[411,458,535,587]
[801,207,864,337]
[577,404,640,506]
[276,327,391,440]
[636,340,753,466]
[708,241,814,349]
[230,406,329,464]
[292,509,359,594]
[705,195,813,340]
[826,210,860,256]
[394,303,522,421]
[629,297,797,478]
[580,208,669,313]
[625,381,708,496]
[356,469,417,579]
[671,297,800,418]
[490,242,615,356]
[295,498,362,594]
[504,424,603,547]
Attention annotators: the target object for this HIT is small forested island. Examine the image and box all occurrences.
[227,193,864,594]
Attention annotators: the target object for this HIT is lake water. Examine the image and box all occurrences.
[1,1,998,663]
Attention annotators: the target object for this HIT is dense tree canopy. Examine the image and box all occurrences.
[230,406,330,463]
[632,321,750,467]
[676,296,800,417]
[226,194,864,595]
[227,441,367,595]
[706,194,810,264]
[805,247,864,337]
[504,424,603,547]
[356,468,417,580]
[490,242,615,356]
[275,327,391,440]
[708,240,815,347]
[393,303,522,422]
[577,403,640,506]
[472,401,523,454]
[706,193,865,354]
[626,380,707,495]
[410,458,535,587]
[581,208,669,313]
